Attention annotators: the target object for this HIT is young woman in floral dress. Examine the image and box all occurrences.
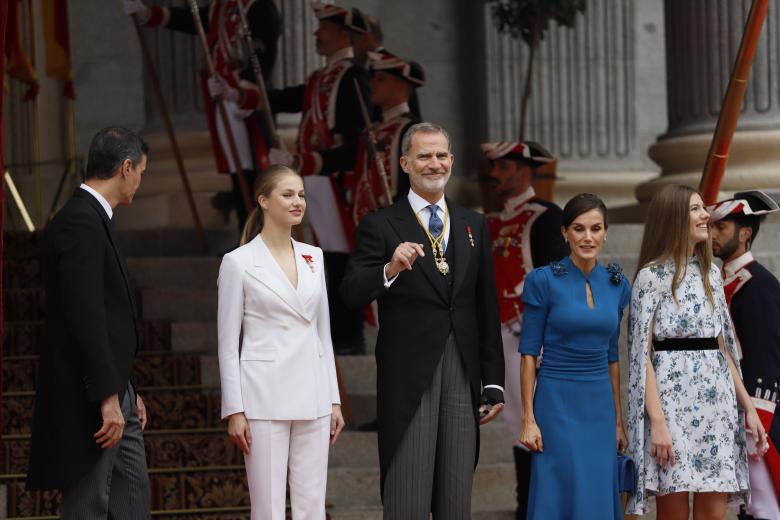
[626,184,769,519]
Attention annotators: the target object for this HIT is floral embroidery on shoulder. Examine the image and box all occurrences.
[549,260,566,276]
[605,262,623,285]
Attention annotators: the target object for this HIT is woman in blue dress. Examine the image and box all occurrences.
[519,193,631,519]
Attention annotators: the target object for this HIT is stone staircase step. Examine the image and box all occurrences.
[3,320,176,356]
[140,288,216,321]
[4,289,44,322]
[2,462,514,517]
[127,258,221,290]
[4,387,223,435]
[118,229,239,257]
[113,191,236,231]
[3,351,212,393]
[2,422,514,478]
[2,428,241,474]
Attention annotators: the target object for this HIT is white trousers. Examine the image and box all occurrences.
[245,415,331,520]
[746,434,780,520]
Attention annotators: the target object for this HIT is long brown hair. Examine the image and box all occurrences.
[239,165,302,245]
[636,184,715,305]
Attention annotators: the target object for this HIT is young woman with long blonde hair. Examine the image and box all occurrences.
[626,184,769,519]
[217,165,345,520]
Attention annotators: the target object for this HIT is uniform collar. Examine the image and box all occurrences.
[407,188,446,216]
[501,186,536,219]
[724,251,754,278]
[327,46,354,67]
[79,183,113,219]
[382,102,410,122]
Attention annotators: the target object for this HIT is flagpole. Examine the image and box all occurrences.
[699,0,769,204]
[26,0,42,226]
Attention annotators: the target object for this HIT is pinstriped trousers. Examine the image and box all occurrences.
[382,333,477,520]
[60,382,150,520]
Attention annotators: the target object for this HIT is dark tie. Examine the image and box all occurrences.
[427,204,443,238]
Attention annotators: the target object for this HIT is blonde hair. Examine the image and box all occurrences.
[636,184,715,306]
[239,165,302,245]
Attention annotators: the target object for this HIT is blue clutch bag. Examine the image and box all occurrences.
[617,453,637,494]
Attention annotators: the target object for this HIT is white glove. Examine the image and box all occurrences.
[269,148,295,167]
[207,75,240,103]
[123,0,151,23]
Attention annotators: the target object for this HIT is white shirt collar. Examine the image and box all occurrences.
[407,189,446,216]
[502,186,536,215]
[382,102,410,123]
[723,251,754,277]
[80,183,113,219]
[327,46,354,67]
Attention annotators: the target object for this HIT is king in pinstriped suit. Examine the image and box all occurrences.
[341,122,505,519]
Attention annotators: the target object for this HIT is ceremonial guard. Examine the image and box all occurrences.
[709,190,780,520]
[481,141,568,519]
[124,0,282,227]
[351,50,424,224]
[267,2,370,353]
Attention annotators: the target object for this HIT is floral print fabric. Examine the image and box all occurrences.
[626,257,749,515]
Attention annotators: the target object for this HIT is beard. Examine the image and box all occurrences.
[713,232,740,260]
[412,172,450,195]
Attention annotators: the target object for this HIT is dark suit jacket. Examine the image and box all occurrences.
[340,196,504,492]
[26,189,138,490]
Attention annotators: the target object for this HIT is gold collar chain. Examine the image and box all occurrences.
[414,204,450,275]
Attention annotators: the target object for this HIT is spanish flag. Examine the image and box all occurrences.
[4,0,39,101]
[41,0,75,99]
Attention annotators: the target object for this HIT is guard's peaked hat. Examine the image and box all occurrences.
[480,141,554,166]
[312,2,367,33]
[368,50,426,87]
[708,190,780,222]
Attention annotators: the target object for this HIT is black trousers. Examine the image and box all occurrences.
[515,445,532,520]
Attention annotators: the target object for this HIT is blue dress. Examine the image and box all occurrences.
[519,256,631,520]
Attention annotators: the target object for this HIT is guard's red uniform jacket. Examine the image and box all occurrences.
[486,188,567,326]
[268,47,370,251]
[142,0,281,174]
[351,102,416,225]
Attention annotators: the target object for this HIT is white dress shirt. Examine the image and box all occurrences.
[383,190,448,287]
[79,183,113,219]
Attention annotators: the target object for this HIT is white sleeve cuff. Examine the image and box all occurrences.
[383,263,399,288]
[483,384,504,393]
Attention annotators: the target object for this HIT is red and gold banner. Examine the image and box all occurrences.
[41,0,75,99]
[1,0,10,466]
[5,0,39,101]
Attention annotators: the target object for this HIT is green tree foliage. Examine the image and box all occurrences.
[486,0,586,138]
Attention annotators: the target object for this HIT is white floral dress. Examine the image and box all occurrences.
[626,257,749,515]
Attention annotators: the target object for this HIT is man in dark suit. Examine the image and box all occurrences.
[27,127,150,519]
[341,122,505,519]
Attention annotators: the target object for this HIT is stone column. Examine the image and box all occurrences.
[639,0,780,202]
[482,0,667,208]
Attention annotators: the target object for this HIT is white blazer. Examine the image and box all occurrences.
[217,235,340,421]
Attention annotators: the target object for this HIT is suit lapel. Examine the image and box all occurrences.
[387,198,448,303]
[75,190,136,314]
[248,236,311,321]
[449,202,471,297]
[292,240,318,311]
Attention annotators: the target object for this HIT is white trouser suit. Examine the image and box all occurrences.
[218,236,341,520]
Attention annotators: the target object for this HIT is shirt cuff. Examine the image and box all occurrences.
[483,384,504,393]
[383,263,399,288]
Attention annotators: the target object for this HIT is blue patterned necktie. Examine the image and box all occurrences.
[427,204,443,238]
